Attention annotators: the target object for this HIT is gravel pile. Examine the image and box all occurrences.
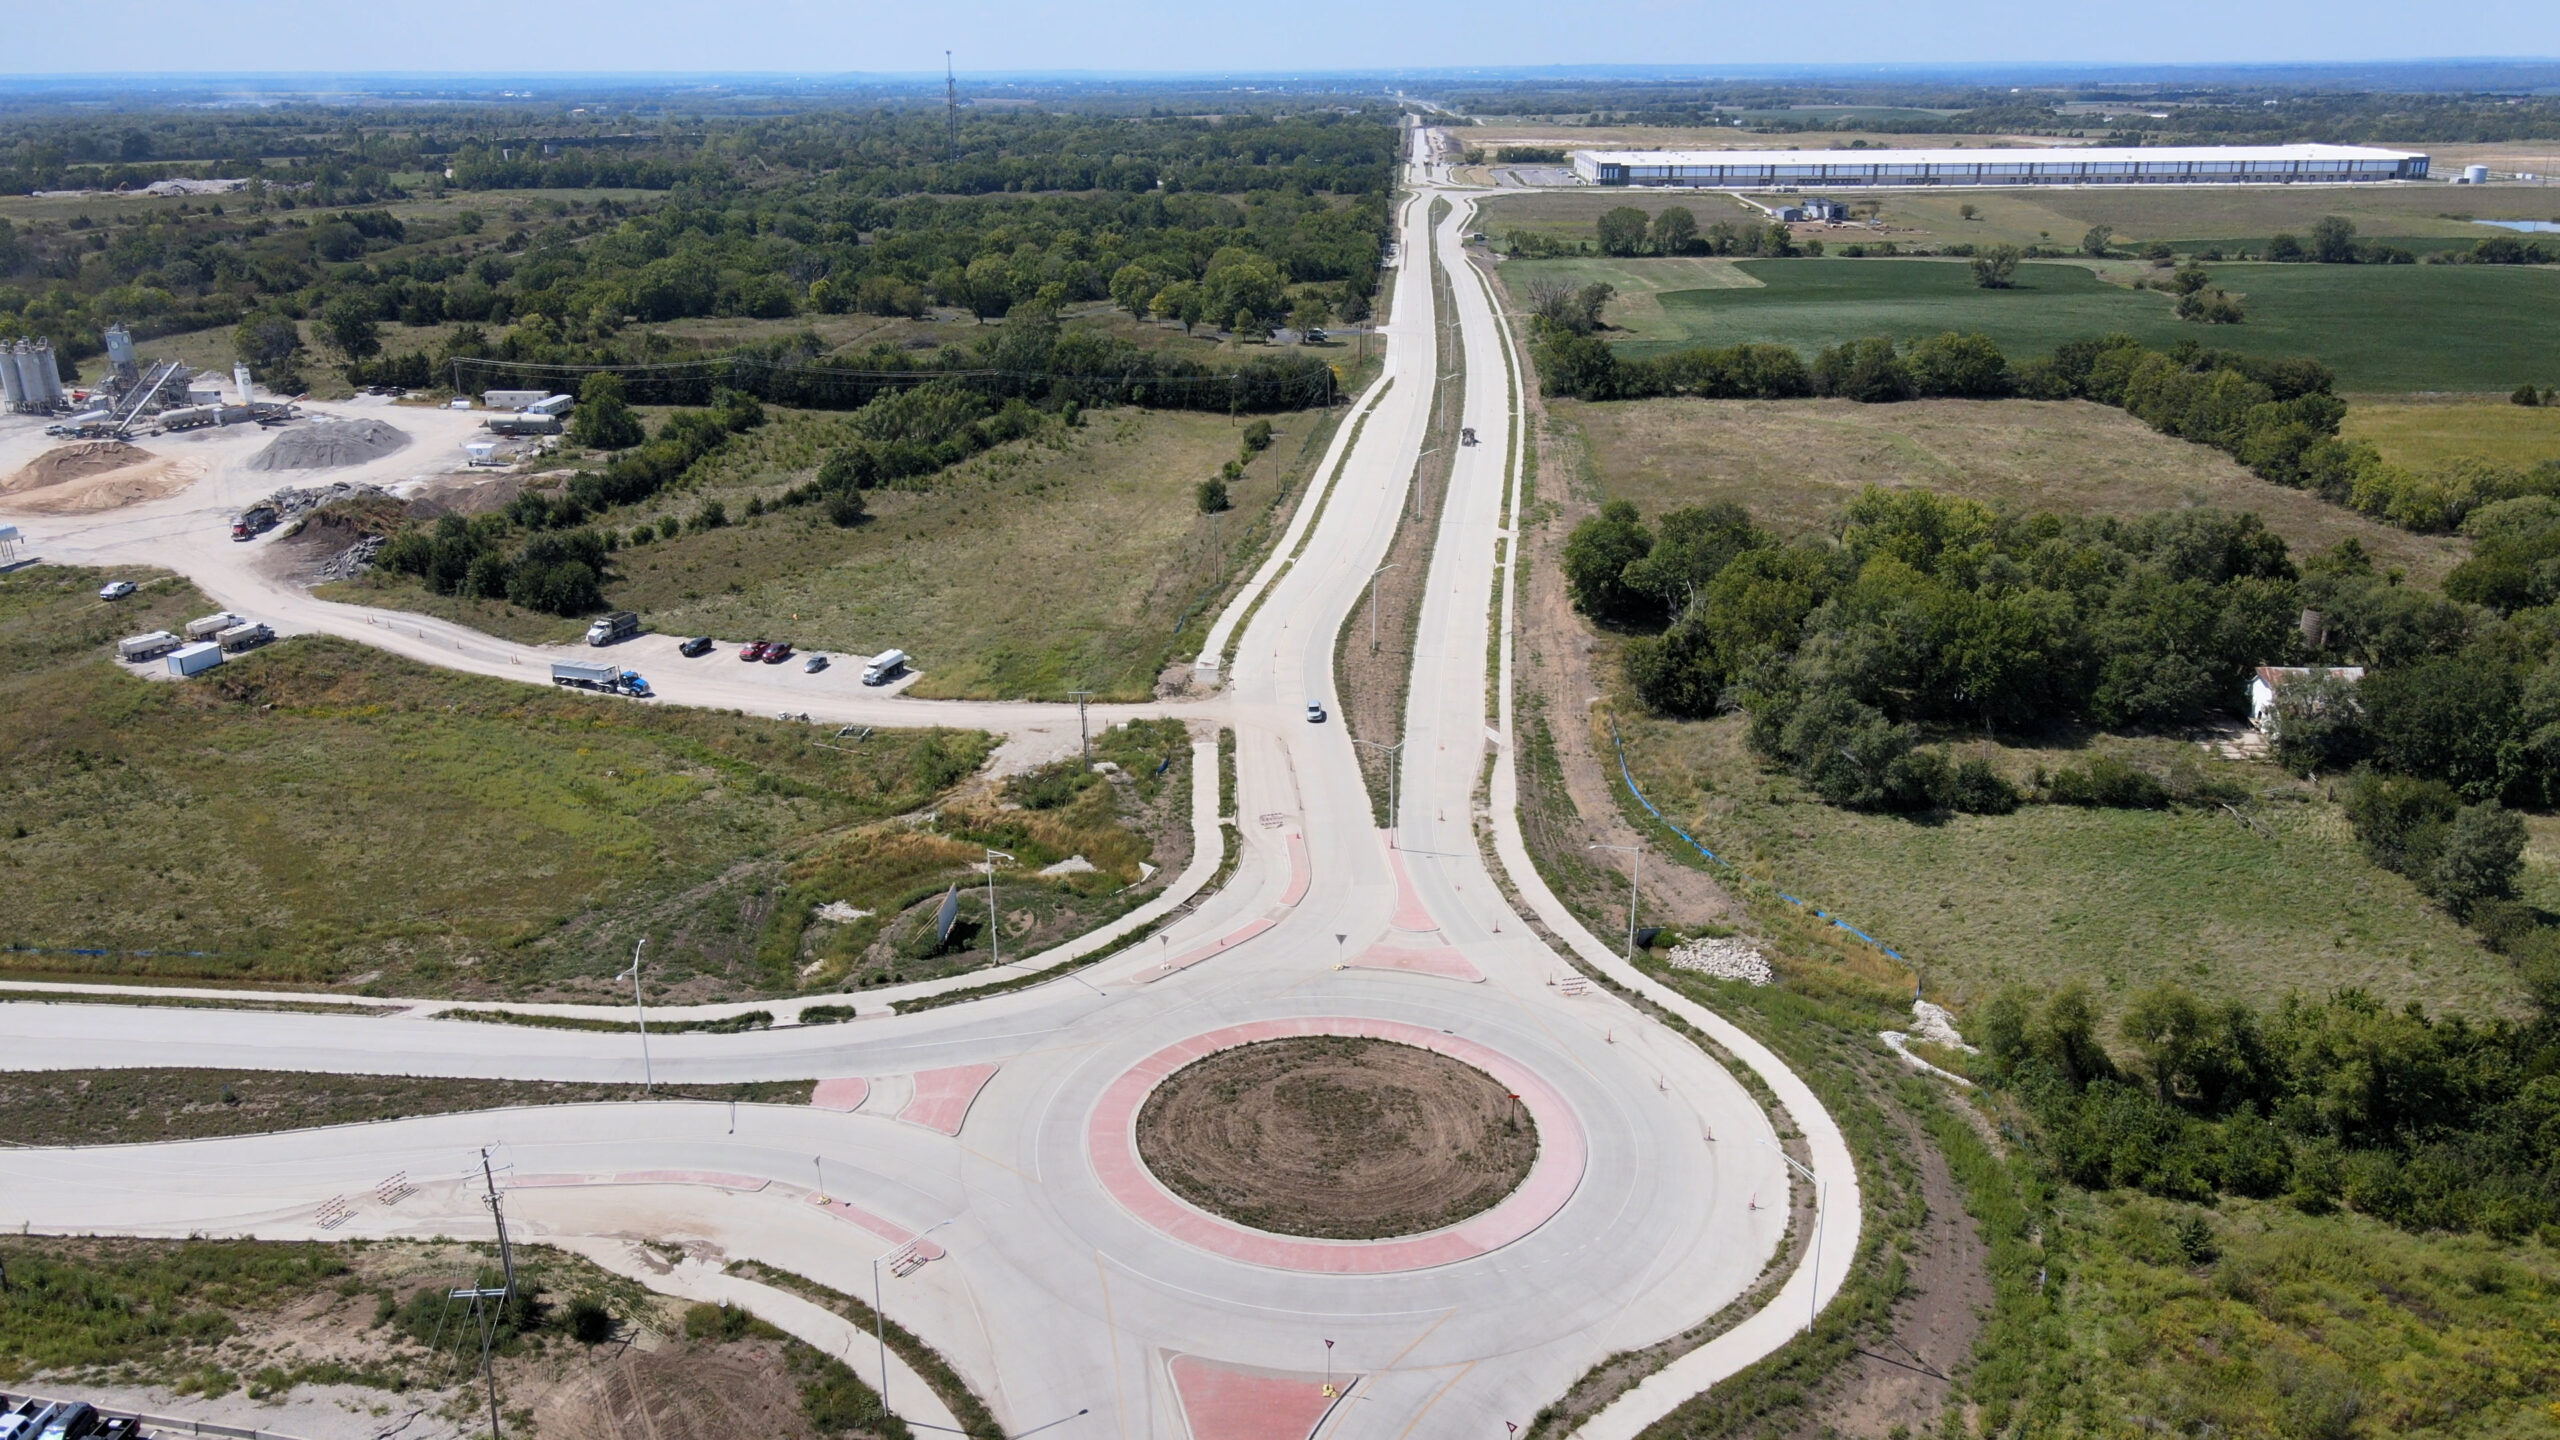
[1665,936,1773,986]
[263,480,387,520]
[310,534,384,582]
[245,418,410,471]
[1910,1000,1977,1052]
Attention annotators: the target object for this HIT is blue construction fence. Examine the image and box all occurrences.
[1609,723,1907,965]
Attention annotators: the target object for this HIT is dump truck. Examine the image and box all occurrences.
[862,648,908,686]
[215,621,273,654]
[116,630,179,662]
[583,610,639,646]
[184,611,244,641]
[230,504,277,540]
[550,659,652,697]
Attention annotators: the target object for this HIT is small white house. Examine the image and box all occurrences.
[2249,665,2364,732]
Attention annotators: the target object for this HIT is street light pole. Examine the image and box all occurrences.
[1764,1142,1828,1334]
[1586,844,1641,962]
[874,1219,958,1414]
[1067,690,1093,768]
[616,937,652,1095]
[1353,738,1405,846]
[1368,563,1399,652]
[984,849,1015,966]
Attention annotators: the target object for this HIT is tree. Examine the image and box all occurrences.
[1561,500,1655,622]
[569,371,644,451]
[2309,215,2359,264]
[2267,669,2366,775]
[1109,263,1159,320]
[825,489,868,527]
[961,254,1012,322]
[1650,206,1699,256]
[2431,802,2526,917]
[1201,248,1285,329]
[1596,206,1651,257]
[1288,296,1331,337]
[1151,280,1205,334]
[2080,224,2115,257]
[1969,244,2021,289]
[1958,202,1979,221]
[1905,331,2011,397]
[232,314,305,389]
[2513,384,2543,407]
[1815,336,1915,402]
[319,295,380,362]
[1196,477,1230,513]
[2265,232,2306,262]
[2175,287,2246,324]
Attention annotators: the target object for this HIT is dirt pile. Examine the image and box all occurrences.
[245,418,409,471]
[3,440,153,493]
[1136,1035,1538,1239]
[0,441,199,513]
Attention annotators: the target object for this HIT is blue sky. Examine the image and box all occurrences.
[9,0,2557,75]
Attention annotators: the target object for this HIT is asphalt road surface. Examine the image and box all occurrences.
[0,123,1858,1440]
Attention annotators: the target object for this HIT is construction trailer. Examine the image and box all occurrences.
[165,642,225,678]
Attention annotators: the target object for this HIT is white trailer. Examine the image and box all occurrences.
[166,641,224,677]
[184,612,244,641]
[481,389,551,410]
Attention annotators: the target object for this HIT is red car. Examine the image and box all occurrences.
[762,642,794,664]
[738,641,770,661]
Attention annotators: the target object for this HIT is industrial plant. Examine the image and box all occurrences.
[1,324,293,435]
[1570,142,2432,188]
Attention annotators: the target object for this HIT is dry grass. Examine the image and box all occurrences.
[1557,395,2467,583]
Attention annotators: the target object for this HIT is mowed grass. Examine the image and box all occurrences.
[2343,400,2560,468]
[0,567,991,996]
[1612,711,2519,1018]
[1501,256,1762,345]
[1592,256,2560,392]
[1557,395,2465,584]
[604,405,1328,700]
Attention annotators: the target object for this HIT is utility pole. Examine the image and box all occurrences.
[618,937,652,1096]
[945,53,958,164]
[1368,563,1399,652]
[464,1148,516,1440]
[1587,844,1642,961]
[1067,691,1094,768]
[984,849,1015,965]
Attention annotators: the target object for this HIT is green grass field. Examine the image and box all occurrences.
[1556,394,2467,584]
[1612,711,2521,1018]
[1556,255,2560,392]
[2343,399,2560,469]
[0,567,995,998]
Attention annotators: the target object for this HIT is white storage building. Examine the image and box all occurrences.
[1571,143,2429,189]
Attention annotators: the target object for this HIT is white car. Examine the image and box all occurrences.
[97,580,136,600]
[1306,702,1327,724]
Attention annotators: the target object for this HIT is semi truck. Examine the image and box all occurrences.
[583,610,639,646]
[184,611,244,641]
[116,630,179,662]
[862,648,908,686]
[550,659,652,697]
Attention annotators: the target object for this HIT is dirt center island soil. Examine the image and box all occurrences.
[1133,1036,1540,1240]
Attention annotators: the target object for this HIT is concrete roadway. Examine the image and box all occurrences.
[0,124,1858,1440]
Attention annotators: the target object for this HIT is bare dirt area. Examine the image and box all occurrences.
[0,440,202,514]
[1135,1036,1539,1240]
[533,1339,829,1440]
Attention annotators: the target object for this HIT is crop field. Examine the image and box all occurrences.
[1610,711,2519,1018]
[1556,395,2467,582]
[2342,399,2560,468]
[1525,255,2560,392]
[0,568,997,998]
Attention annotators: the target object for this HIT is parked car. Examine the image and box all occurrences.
[762,642,793,664]
[804,653,828,673]
[738,641,770,662]
[96,581,135,601]
[1306,701,1327,724]
[679,636,714,657]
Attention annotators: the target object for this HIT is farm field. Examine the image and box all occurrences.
[2342,399,2560,468]
[1609,711,2519,1019]
[1544,255,2560,392]
[0,567,998,999]
[1555,395,2467,583]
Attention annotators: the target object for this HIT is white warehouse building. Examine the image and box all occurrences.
[1570,143,2429,189]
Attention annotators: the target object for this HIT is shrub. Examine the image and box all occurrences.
[2046,755,2171,809]
[1195,477,1230,514]
[566,1298,614,1344]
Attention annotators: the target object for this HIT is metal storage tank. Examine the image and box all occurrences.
[2464,164,2492,184]
[30,341,65,406]
[103,323,136,380]
[0,343,22,411]
[3,342,32,409]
